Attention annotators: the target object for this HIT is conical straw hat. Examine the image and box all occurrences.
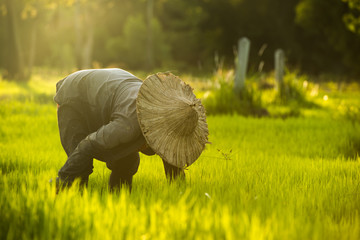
[136,72,209,168]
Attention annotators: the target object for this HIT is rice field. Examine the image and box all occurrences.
[0,74,359,239]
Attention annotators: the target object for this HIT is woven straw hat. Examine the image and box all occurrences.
[136,72,209,168]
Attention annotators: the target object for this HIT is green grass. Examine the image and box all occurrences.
[0,74,360,239]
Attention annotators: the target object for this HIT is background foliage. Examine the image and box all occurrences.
[1,0,360,81]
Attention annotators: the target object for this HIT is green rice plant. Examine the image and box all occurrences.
[276,71,316,108]
[258,71,321,118]
[202,71,267,116]
[338,102,360,125]
[1,76,360,240]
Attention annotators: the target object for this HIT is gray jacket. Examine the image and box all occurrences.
[54,68,147,163]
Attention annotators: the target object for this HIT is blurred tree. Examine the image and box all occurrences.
[96,0,171,70]
[343,0,360,34]
[206,0,299,70]
[105,14,170,69]
[91,0,138,66]
[54,0,102,70]
[155,0,205,70]
[0,0,59,81]
[146,0,154,69]
[73,0,95,69]
[295,0,360,75]
[1,0,28,81]
[1,0,360,79]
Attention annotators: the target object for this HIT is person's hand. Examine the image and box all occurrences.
[49,177,70,194]
[139,143,156,156]
[162,159,185,182]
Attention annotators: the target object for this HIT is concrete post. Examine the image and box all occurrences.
[234,37,250,94]
[275,49,285,91]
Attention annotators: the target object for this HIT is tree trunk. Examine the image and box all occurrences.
[28,21,37,76]
[81,5,93,69]
[74,0,82,69]
[4,0,27,81]
[146,0,154,70]
[74,0,94,70]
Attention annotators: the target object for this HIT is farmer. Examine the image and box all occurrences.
[54,68,208,192]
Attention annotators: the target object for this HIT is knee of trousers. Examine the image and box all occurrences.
[106,152,140,177]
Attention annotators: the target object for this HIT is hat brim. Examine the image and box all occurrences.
[136,72,209,168]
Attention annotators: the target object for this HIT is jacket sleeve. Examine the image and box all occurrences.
[84,87,144,157]
[58,118,145,181]
[79,114,144,159]
[88,116,140,149]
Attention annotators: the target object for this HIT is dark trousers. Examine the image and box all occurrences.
[57,104,140,191]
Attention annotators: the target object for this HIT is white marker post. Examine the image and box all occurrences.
[234,37,250,95]
[275,49,285,91]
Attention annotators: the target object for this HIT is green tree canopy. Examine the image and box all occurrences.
[1,0,360,80]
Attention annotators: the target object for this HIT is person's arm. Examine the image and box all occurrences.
[162,159,185,182]
[139,143,156,156]
[84,114,145,159]
[89,116,139,148]
[58,117,144,181]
